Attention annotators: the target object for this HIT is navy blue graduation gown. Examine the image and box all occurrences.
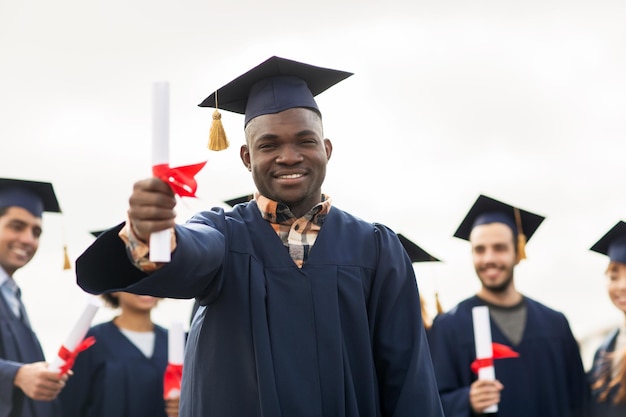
[76,202,444,417]
[59,321,168,417]
[428,295,589,417]
[0,290,61,417]
[588,329,626,417]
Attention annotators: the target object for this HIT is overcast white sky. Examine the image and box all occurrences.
[2,0,626,368]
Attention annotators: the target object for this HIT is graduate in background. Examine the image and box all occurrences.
[60,232,179,417]
[588,221,626,416]
[0,178,67,417]
[428,195,589,417]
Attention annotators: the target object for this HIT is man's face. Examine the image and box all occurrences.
[469,222,518,293]
[0,206,42,276]
[240,107,332,218]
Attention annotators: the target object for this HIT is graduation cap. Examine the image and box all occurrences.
[453,194,545,262]
[198,56,353,151]
[397,233,441,263]
[0,178,70,269]
[224,194,254,207]
[0,178,61,217]
[590,221,626,264]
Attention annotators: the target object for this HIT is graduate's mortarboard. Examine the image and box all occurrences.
[0,178,70,269]
[397,234,441,263]
[0,178,61,217]
[224,194,254,208]
[198,56,353,151]
[590,221,626,265]
[453,194,545,262]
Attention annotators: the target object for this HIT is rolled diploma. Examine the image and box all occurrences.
[48,296,102,372]
[168,320,185,365]
[472,305,497,413]
[165,320,185,398]
[150,81,171,262]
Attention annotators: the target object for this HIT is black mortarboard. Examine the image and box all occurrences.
[590,221,626,264]
[454,195,545,241]
[0,178,61,217]
[454,195,545,262]
[224,194,254,207]
[397,234,441,263]
[90,230,105,238]
[199,56,353,127]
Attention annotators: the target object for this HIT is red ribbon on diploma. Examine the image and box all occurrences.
[471,342,520,374]
[57,336,96,376]
[163,363,183,399]
[153,162,207,198]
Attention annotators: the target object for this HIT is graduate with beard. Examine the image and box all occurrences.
[428,195,589,417]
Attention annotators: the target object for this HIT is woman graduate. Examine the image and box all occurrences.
[59,289,178,417]
[589,220,626,417]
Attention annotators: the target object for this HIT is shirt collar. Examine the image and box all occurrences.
[254,193,332,225]
[0,267,10,287]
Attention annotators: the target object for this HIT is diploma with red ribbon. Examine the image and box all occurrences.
[150,81,207,262]
[48,296,101,376]
[164,320,185,399]
[471,306,520,413]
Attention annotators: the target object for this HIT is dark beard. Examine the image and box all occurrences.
[481,270,514,293]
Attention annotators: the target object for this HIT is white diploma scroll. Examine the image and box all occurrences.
[164,320,185,398]
[150,81,172,262]
[168,320,185,365]
[48,296,102,373]
[472,305,497,413]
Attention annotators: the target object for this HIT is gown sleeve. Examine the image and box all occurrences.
[369,225,444,417]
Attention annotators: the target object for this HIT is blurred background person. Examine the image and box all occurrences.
[0,178,68,417]
[60,273,178,417]
[588,221,626,416]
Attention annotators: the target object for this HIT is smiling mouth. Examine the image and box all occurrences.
[277,173,304,179]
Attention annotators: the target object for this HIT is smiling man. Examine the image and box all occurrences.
[0,178,67,417]
[428,194,589,417]
[75,56,443,417]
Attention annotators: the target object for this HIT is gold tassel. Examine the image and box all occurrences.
[435,292,444,314]
[208,91,229,151]
[513,207,527,263]
[63,245,71,270]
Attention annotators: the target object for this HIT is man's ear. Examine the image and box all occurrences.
[324,138,333,161]
[240,144,251,170]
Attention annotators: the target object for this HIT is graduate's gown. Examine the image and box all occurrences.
[0,291,61,417]
[428,295,589,417]
[75,202,444,417]
[588,329,626,417]
[59,321,168,417]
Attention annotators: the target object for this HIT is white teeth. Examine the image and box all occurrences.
[278,173,303,179]
[13,249,27,256]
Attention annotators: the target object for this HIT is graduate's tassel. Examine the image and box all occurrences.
[513,207,527,263]
[435,291,444,314]
[63,245,71,270]
[207,91,229,151]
